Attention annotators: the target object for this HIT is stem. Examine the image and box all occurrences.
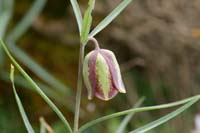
[73,43,85,133]
[88,37,100,49]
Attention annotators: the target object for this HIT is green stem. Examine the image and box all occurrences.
[73,44,85,133]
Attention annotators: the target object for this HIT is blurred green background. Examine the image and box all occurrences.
[1,0,200,132]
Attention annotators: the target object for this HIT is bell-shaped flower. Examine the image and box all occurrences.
[83,48,126,101]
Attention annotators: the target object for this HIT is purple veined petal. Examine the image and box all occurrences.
[83,50,98,100]
[100,49,126,93]
[87,50,98,99]
[108,78,119,99]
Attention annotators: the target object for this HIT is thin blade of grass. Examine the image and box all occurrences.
[0,71,75,112]
[129,98,199,133]
[81,0,95,44]
[0,39,72,133]
[78,95,200,132]
[116,97,145,133]
[89,0,134,38]
[40,120,46,133]
[70,0,83,34]
[10,64,34,133]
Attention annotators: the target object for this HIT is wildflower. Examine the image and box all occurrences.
[83,45,126,101]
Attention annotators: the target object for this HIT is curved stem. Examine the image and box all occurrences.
[73,43,85,133]
[88,37,100,50]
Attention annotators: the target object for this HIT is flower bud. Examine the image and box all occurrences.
[83,48,126,101]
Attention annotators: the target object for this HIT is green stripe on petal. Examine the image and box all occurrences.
[96,53,111,100]
[83,52,93,99]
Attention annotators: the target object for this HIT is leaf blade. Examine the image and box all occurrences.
[10,65,34,133]
[116,97,145,133]
[78,95,200,132]
[89,0,133,37]
[0,39,72,133]
[129,98,199,133]
[80,0,95,44]
[70,0,83,34]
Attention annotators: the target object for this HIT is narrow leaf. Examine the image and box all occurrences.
[0,71,74,112]
[116,97,145,133]
[0,39,72,133]
[129,98,199,133]
[89,0,133,37]
[80,0,95,44]
[78,95,200,132]
[70,0,83,34]
[10,64,34,133]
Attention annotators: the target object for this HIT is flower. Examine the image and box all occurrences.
[83,48,126,101]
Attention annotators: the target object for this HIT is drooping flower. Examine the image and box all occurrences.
[83,47,126,101]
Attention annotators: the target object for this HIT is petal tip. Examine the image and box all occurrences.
[118,88,126,93]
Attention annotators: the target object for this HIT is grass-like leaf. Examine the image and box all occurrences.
[80,0,95,44]
[0,39,72,133]
[116,97,145,133]
[78,95,200,132]
[70,0,83,34]
[0,71,75,112]
[10,64,34,133]
[40,120,46,133]
[89,0,134,38]
[129,98,199,133]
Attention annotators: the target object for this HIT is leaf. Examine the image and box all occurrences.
[116,97,145,133]
[40,120,46,133]
[129,98,199,133]
[70,0,83,34]
[0,39,72,133]
[78,95,200,132]
[89,0,134,38]
[10,64,34,133]
[80,0,95,44]
[0,71,75,112]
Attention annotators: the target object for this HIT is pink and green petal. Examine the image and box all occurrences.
[100,49,126,93]
[83,51,94,99]
[95,53,111,101]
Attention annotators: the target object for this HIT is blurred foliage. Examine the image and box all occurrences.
[0,0,200,132]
